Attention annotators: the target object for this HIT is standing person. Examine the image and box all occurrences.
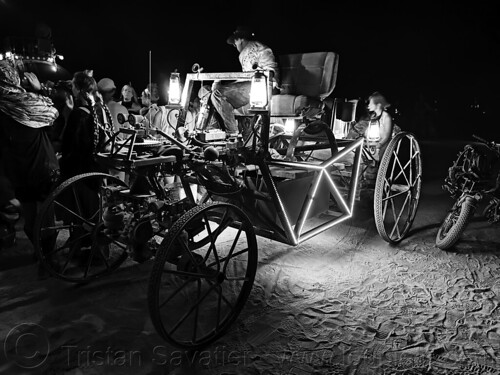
[57,70,115,269]
[119,84,141,115]
[48,79,74,154]
[97,77,128,135]
[59,70,112,179]
[210,25,280,136]
[0,60,59,247]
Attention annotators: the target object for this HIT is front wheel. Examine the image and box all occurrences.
[33,173,130,283]
[148,202,258,350]
[436,197,476,249]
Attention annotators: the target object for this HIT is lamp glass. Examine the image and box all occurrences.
[168,72,182,105]
[366,121,381,142]
[284,118,296,134]
[249,71,267,109]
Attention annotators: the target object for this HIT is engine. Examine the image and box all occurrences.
[101,183,195,263]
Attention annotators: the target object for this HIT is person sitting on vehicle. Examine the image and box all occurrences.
[366,91,393,157]
[348,91,395,158]
[139,83,162,129]
[140,82,160,115]
[210,25,280,137]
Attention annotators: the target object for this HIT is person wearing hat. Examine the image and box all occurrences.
[97,77,128,136]
[210,25,280,136]
[0,60,59,254]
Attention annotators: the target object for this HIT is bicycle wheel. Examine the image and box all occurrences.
[148,202,257,350]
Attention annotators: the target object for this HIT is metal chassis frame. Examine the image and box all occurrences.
[181,72,364,245]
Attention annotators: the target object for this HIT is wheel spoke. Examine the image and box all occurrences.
[106,238,127,250]
[59,243,81,274]
[159,280,193,309]
[222,224,243,274]
[40,223,72,232]
[71,184,84,219]
[192,279,201,342]
[176,235,204,272]
[382,192,389,219]
[388,142,401,181]
[216,284,223,330]
[83,250,95,278]
[54,200,95,227]
[95,246,110,269]
[411,173,422,188]
[392,156,414,185]
[162,267,209,280]
[43,230,86,257]
[202,208,232,271]
[207,246,247,270]
[389,194,401,239]
[389,191,411,239]
[205,278,236,311]
[168,282,218,336]
[392,153,411,186]
[382,187,410,202]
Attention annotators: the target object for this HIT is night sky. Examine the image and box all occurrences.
[1,0,499,139]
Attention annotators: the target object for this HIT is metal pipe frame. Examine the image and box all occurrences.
[178,71,363,246]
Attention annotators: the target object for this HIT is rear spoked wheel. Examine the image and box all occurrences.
[374,132,422,243]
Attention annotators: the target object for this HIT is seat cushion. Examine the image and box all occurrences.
[270,94,323,117]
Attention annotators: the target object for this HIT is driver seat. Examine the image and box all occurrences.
[271,51,339,119]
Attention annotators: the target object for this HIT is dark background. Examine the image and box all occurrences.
[1,0,499,140]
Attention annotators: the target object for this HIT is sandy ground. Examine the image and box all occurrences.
[1,141,500,375]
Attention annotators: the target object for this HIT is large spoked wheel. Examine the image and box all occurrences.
[148,202,257,350]
[34,173,129,283]
[436,197,476,249]
[374,132,422,243]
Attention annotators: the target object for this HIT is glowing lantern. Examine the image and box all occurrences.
[366,120,381,142]
[168,71,182,105]
[249,70,268,110]
[284,118,296,134]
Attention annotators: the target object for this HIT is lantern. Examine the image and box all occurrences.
[168,71,182,105]
[249,70,268,110]
[284,118,296,134]
[366,120,381,142]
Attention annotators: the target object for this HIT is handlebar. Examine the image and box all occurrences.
[473,134,489,144]
[473,134,500,154]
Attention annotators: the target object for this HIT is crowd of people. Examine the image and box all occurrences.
[0,58,162,252]
[0,25,395,276]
